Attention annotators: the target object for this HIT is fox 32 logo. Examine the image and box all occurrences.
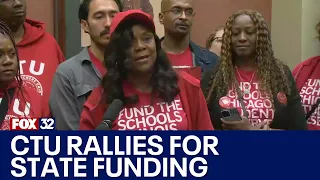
[10,118,55,130]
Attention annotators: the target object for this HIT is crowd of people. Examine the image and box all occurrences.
[0,0,319,131]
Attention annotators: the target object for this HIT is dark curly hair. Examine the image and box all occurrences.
[204,10,291,106]
[101,19,180,105]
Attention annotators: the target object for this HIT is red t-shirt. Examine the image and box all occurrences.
[113,82,188,130]
[299,72,320,130]
[166,48,201,79]
[166,47,193,69]
[226,68,275,126]
[88,49,107,76]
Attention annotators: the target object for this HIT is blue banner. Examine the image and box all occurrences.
[0,131,319,180]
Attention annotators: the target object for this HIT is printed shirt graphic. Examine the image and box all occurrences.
[113,82,188,130]
[227,69,275,125]
[17,20,65,117]
[0,86,44,130]
[1,98,31,130]
[18,57,60,117]
[299,69,320,130]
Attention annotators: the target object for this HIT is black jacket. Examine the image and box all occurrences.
[201,65,307,130]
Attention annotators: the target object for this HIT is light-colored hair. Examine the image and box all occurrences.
[205,26,224,49]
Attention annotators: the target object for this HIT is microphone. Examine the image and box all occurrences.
[95,99,124,130]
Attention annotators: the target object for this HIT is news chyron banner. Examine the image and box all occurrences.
[0,118,319,179]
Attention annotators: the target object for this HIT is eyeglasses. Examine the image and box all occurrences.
[213,37,222,44]
[162,8,195,18]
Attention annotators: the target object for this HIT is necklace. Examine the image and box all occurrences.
[235,67,256,95]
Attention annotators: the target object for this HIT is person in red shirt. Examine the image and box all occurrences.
[201,10,306,130]
[158,0,219,80]
[0,0,65,117]
[292,22,320,130]
[0,21,44,130]
[80,10,213,130]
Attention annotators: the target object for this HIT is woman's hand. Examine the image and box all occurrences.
[221,117,267,130]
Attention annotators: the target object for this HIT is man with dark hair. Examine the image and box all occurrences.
[0,0,65,117]
[50,0,121,130]
[159,0,218,79]
[121,0,154,18]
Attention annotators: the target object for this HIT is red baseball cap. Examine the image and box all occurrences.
[110,9,155,36]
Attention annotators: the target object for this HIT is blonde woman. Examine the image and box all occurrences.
[206,26,224,56]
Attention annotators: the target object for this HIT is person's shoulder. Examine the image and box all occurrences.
[28,30,61,53]
[302,56,320,66]
[42,31,58,42]
[203,48,219,60]
[32,29,60,49]
[277,62,293,78]
[191,42,219,57]
[56,49,88,74]
[190,42,220,67]
[178,71,200,88]
[200,46,217,56]
[279,62,291,73]
[203,49,220,67]
[277,62,297,86]
[293,56,320,73]
[55,59,76,76]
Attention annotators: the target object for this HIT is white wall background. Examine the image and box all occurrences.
[272,0,320,69]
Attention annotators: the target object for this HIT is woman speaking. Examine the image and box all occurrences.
[80,10,212,130]
[202,10,306,130]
